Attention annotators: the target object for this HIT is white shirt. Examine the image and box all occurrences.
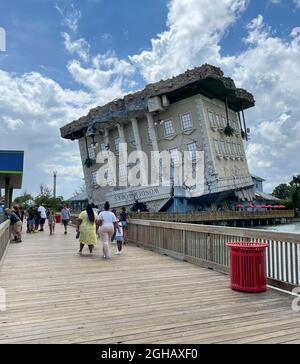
[99,211,116,224]
[38,206,47,219]
[115,221,123,238]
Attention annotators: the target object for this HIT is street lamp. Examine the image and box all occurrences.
[53,171,57,198]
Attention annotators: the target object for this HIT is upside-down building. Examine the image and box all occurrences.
[60,64,255,212]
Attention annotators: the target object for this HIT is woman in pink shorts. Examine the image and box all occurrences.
[98,201,120,259]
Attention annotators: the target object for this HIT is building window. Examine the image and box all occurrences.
[208,111,216,128]
[221,116,227,128]
[114,138,120,153]
[128,127,136,146]
[229,143,235,156]
[214,140,221,156]
[229,119,236,132]
[119,164,127,178]
[224,142,230,156]
[163,119,175,137]
[187,142,197,160]
[215,114,222,129]
[100,143,107,151]
[91,171,98,185]
[88,146,96,159]
[181,112,193,130]
[220,141,226,156]
[169,148,181,164]
[147,127,152,143]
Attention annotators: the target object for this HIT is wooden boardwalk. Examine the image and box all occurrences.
[0,223,299,344]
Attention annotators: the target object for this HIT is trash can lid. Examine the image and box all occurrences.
[226,241,270,249]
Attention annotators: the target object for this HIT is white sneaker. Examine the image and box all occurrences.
[115,251,123,255]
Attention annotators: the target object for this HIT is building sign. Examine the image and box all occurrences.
[0,151,24,174]
[0,150,24,189]
[107,186,171,207]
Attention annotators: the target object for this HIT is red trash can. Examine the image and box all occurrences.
[226,242,269,293]
[55,214,61,223]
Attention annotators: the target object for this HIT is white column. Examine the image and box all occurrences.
[117,123,126,143]
[131,117,142,150]
[104,128,110,147]
[146,113,159,151]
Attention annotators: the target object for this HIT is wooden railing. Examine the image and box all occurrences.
[0,220,10,268]
[130,210,295,222]
[128,219,300,292]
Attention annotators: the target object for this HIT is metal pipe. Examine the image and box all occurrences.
[241,107,248,141]
[225,96,229,126]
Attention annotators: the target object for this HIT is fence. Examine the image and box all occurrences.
[128,219,300,292]
[0,220,10,268]
[129,210,294,222]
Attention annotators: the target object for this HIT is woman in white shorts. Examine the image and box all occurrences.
[98,201,120,259]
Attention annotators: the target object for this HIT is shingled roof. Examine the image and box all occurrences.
[60,63,255,140]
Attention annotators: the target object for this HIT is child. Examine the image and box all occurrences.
[114,219,124,255]
[47,209,56,235]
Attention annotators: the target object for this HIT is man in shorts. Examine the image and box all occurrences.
[61,205,70,234]
[38,204,47,231]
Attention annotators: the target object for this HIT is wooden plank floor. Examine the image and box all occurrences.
[0,223,298,344]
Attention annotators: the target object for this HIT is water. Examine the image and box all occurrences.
[255,222,300,234]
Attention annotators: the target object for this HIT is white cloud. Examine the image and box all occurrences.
[55,3,81,33]
[0,69,95,197]
[1,116,24,130]
[62,32,90,62]
[294,0,300,9]
[67,52,136,103]
[130,0,247,83]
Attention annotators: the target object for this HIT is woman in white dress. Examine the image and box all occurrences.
[98,201,120,259]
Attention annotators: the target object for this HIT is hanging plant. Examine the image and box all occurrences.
[223,124,234,137]
[84,158,96,168]
[241,130,246,139]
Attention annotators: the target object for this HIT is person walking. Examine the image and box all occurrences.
[76,204,99,255]
[26,207,35,233]
[113,218,124,255]
[33,207,40,233]
[110,208,117,243]
[61,205,70,234]
[5,208,22,242]
[119,207,129,243]
[98,201,120,259]
[38,204,47,231]
[47,209,56,235]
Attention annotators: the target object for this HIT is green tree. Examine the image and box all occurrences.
[290,175,300,209]
[34,183,65,212]
[14,192,34,207]
[35,195,65,212]
[272,183,292,200]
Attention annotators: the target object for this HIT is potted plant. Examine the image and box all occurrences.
[84,158,96,168]
[224,124,235,137]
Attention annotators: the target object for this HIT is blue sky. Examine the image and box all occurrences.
[0,0,300,198]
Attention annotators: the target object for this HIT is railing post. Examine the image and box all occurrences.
[207,233,213,262]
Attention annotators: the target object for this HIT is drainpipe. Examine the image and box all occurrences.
[241,106,248,142]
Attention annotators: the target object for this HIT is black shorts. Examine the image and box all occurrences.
[62,219,69,226]
[40,218,46,225]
